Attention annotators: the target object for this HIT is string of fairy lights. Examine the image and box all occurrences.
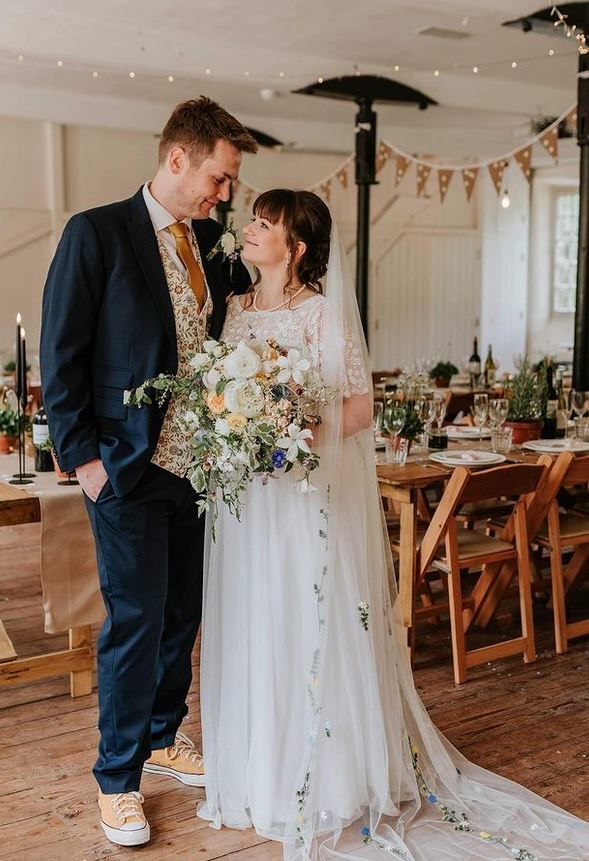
[4,6,585,90]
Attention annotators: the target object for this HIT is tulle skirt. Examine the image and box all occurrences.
[198,436,589,860]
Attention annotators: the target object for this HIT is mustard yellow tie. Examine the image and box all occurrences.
[167,221,207,310]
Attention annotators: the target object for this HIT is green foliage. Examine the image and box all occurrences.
[506,356,547,422]
[429,361,459,381]
[0,407,29,436]
[3,361,31,373]
[400,400,425,442]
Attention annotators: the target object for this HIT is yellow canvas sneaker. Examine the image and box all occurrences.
[143,731,205,787]
[98,790,150,846]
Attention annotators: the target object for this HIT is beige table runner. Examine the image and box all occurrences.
[0,454,105,634]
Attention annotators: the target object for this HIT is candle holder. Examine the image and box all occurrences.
[57,473,79,487]
[9,398,34,485]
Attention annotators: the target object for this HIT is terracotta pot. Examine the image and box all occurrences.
[51,450,73,479]
[504,420,542,445]
[0,434,16,454]
[434,377,451,389]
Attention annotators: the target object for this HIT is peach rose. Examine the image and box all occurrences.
[206,391,226,414]
[226,412,248,429]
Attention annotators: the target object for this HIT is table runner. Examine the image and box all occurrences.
[0,453,104,634]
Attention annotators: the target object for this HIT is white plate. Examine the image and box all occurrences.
[446,426,491,440]
[429,450,506,468]
[522,439,589,454]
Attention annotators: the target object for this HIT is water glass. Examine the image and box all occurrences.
[575,417,589,441]
[491,426,513,453]
[387,436,409,466]
[571,390,589,419]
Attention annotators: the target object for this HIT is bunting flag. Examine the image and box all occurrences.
[376,142,392,173]
[336,167,349,189]
[488,160,508,196]
[569,106,578,131]
[395,155,412,187]
[540,126,559,163]
[514,146,532,183]
[438,169,454,203]
[416,163,431,197]
[462,167,479,202]
[320,180,332,202]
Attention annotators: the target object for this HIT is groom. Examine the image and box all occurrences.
[40,97,257,847]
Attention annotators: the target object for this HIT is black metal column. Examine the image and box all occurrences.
[354,99,377,344]
[574,50,589,388]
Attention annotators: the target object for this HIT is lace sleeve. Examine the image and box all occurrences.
[304,298,370,398]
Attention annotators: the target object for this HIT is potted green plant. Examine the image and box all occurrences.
[0,407,20,453]
[429,361,459,389]
[504,356,547,444]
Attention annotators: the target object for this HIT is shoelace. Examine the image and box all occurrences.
[169,731,204,767]
[111,791,145,823]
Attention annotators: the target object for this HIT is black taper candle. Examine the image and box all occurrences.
[19,328,28,409]
[15,313,22,400]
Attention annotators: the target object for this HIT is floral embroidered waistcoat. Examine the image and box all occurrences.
[151,239,212,477]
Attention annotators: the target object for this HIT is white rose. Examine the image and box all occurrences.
[223,342,261,379]
[203,339,219,354]
[224,380,265,418]
[220,232,236,255]
[189,352,210,370]
[202,368,222,391]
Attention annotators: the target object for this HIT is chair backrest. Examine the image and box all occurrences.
[458,463,545,505]
[418,462,546,576]
[562,453,589,488]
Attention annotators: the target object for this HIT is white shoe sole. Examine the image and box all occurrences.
[100,819,150,846]
[143,762,205,787]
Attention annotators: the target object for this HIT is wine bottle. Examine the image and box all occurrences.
[469,337,481,389]
[541,362,558,439]
[32,392,54,472]
[484,344,496,388]
[555,368,568,438]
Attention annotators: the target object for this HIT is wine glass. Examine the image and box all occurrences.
[488,397,509,428]
[373,402,384,438]
[572,390,589,419]
[383,402,405,438]
[473,393,489,441]
[416,395,435,447]
[432,395,447,430]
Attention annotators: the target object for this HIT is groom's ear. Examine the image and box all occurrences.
[168,146,188,175]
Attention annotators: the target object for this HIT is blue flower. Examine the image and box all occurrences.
[272,449,287,468]
[361,827,370,836]
[428,794,438,803]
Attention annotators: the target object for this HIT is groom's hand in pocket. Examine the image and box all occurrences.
[76,458,109,502]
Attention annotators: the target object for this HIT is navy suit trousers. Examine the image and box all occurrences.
[84,464,203,793]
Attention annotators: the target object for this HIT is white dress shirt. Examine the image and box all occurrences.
[142,182,202,278]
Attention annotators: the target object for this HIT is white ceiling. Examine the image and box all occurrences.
[0,0,581,156]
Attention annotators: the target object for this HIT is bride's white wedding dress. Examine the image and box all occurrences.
[197,232,589,860]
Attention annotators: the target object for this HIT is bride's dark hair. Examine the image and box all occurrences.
[246,189,332,306]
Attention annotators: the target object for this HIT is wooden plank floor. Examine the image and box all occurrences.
[1,524,589,860]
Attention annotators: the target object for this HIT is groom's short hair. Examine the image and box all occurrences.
[158,96,258,164]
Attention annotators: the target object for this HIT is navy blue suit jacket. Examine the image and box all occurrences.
[40,187,250,497]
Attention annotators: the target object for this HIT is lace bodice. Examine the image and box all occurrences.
[221,295,370,398]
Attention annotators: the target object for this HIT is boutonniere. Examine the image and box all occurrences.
[206,221,243,271]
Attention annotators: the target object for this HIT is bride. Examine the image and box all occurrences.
[197,188,589,860]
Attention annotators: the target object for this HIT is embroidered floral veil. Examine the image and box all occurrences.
[275,219,589,861]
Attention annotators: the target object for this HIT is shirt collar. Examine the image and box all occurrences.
[142,182,192,234]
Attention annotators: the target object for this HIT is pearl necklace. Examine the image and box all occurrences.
[252,285,306,312]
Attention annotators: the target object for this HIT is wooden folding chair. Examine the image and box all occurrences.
[417,463,546,684]
[535,454,589,654]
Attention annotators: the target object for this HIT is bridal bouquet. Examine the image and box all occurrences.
[125,338,333,523]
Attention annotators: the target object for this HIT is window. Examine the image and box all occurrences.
[553,191,579,314]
